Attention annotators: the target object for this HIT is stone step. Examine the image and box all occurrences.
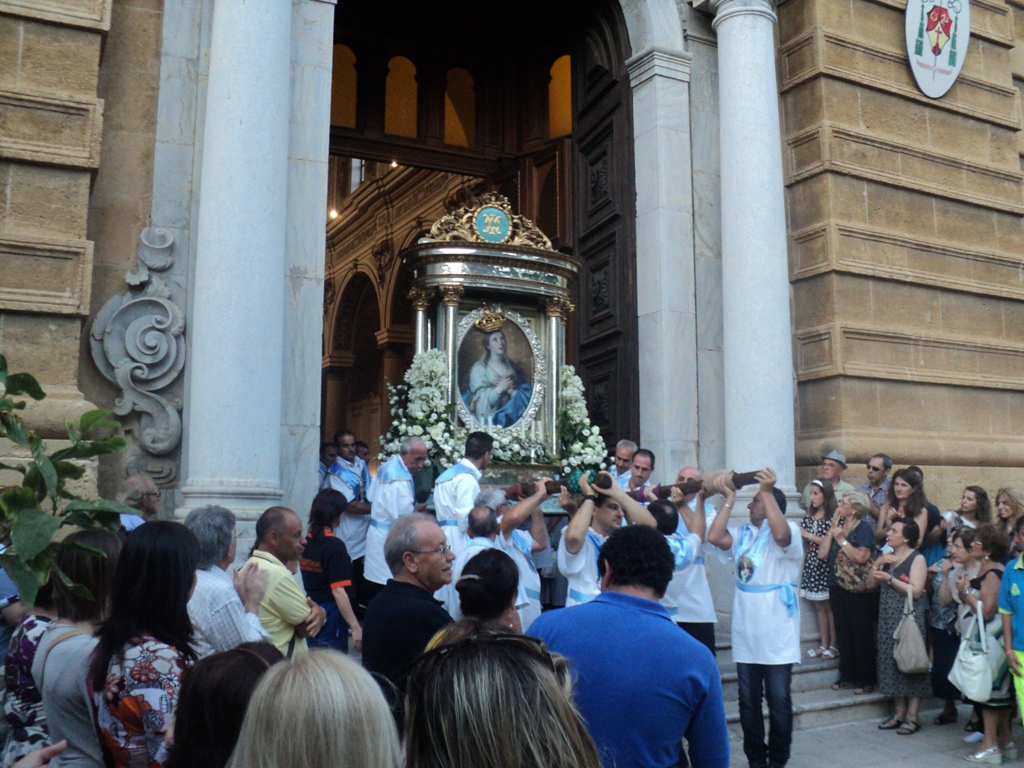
[724,687,892,736]
[720,656,840,702]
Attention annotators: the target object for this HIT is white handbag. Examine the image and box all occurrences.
[948,602,993,702]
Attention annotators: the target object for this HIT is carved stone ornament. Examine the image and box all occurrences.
[90,227,185,458]
[437,284,465,307]
[540,296,575,319]
[407,287,432,311]
[426,193,553,250]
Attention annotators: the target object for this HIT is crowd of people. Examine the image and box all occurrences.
[0,430,1023,768]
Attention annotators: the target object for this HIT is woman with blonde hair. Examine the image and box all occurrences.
[996,487,1024,561]
[405,629,601,768]
[225,651,400,768]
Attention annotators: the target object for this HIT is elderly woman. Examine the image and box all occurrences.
[819,491,878,693]
[930,526,977,726]
[872,518,929,735]
[957,524,1012,764]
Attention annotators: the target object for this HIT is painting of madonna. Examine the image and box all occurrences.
[459,324,533,428]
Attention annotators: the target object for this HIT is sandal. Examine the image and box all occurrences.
[831,681,851,691]
[966,720,981,733]
[896,721,921,735]
[807,646,827,658]
[934,711,958,725]
[878,718,903,730]
[821,647,838,659]
[854,686,875,695]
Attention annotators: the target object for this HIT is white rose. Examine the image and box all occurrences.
[412,425,424,436]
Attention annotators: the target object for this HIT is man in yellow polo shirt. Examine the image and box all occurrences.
[248,506,326,657]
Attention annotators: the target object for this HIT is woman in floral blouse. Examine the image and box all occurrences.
[89,522,199,768]
[2,585,55,766]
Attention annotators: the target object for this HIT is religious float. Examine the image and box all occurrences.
[379,194,605,500]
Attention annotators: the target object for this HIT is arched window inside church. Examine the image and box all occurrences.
[444,67,476,147]
[548,55,572,138]
[385,56,418,138]
[330,45,357,128]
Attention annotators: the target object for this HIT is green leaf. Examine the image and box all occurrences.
[0,414,30,447]
[11,509,63,562]
[0,462,26,475]
[29,436,58,499]
[64,419,81,445]
[49,560,93,601]
[63,499,135,515]
[52,461,85,481]
[79,409,119,435]
[0,554,40,608]
[4,373,45,401]
[50,436,127,462]
[0,487,37,516]
[0,355,7,382]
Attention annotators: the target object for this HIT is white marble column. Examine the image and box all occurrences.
[279,0,337,521]
[437,285,463,408]
[409,288,432,355]
[626,47,700,478]
[180,0,293,516]
[712,0,797,496]
[541,297,573,458]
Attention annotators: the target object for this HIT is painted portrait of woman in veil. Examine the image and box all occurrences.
[459,322,534,428]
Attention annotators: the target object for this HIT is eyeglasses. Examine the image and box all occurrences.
[866,464,884,472]
[143,491,161,499]
[410,544,451,557]
[407,633,556,693]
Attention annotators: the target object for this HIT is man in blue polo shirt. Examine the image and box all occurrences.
[531,525,729,768]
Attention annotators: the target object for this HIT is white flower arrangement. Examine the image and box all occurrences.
[557,365,608,474]
[380,354,607,474]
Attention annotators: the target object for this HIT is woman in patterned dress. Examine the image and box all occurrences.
[872,518,929,735]
[89,522,199,768]
[800,479,838,659]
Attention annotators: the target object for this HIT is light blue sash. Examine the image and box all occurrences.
[439,520,459,528]
[525,587,542,600]
[435,462,478,485]
[586,531,605,580]
[375,456,412,484]
[666,533,704,571]
[569,588,595,605]
[369,519,391,531]
[736,580,799,616]
[329,457,367,497]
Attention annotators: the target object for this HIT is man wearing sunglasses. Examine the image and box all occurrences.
[856,453,892,519]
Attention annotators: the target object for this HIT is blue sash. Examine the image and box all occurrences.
[734,523,798,616]
[666,533,704,571]
[369,519,391,532]
[439,520,459,528]
[375,456,412,484]
[329,457,367,497]
[435,462,478,485]
[569,588,596,605]
[736,580,799,616]
[586,531,605,580]
[525,587,542,600]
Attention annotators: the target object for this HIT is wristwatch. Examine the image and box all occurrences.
[583,494,599,504]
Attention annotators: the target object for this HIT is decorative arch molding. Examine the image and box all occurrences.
[618,0,686,54]
[327,271,381,354]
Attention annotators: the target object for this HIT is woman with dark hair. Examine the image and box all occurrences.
[875,468,927,545]
[300,489,361,653]
[871,518,929,735]
[32,529,121,768]
[165,642,283,768]
[799,479,838,659]
[956,523,1012,763]
[89,521,199,768]
[455,548,521,630]
[2,583,56,765]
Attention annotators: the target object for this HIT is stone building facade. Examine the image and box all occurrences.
[1,0,1022,533]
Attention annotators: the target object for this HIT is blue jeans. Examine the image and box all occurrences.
[736,662,793,768]
[307,600,348,653]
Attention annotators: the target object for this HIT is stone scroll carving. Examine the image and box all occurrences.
[90,227,185,464]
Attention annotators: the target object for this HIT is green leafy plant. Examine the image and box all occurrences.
[0,354,130,605]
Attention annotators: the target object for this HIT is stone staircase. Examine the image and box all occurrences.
[716,637,892,736]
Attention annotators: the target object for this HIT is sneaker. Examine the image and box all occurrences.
[966,732,986,744]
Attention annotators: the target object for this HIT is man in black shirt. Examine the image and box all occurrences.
[362,513,454,728]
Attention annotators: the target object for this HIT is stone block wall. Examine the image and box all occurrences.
[779,0,1024,509]
[0,2,108,437]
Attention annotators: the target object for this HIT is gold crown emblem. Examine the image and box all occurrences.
[473,305,506,334]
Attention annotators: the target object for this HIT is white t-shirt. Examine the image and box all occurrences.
[725,519,803,665]
[661,530,718,624]
[557,529,606,607]
[363,456,415,586]
[500,529,542,631]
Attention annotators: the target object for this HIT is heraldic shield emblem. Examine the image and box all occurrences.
[905,0,970,98]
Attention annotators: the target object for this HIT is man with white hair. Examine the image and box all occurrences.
[452,482,551,628]
[363,437,428,606]
[613,439,638,490]
[184,505,269,657]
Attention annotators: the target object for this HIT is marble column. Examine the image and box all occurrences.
[180,0,292,515]
[437,285,464,407]
[409,288,433,355]
[711,0,797,496]
[626,47,699,477]
[541,297,574,458]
